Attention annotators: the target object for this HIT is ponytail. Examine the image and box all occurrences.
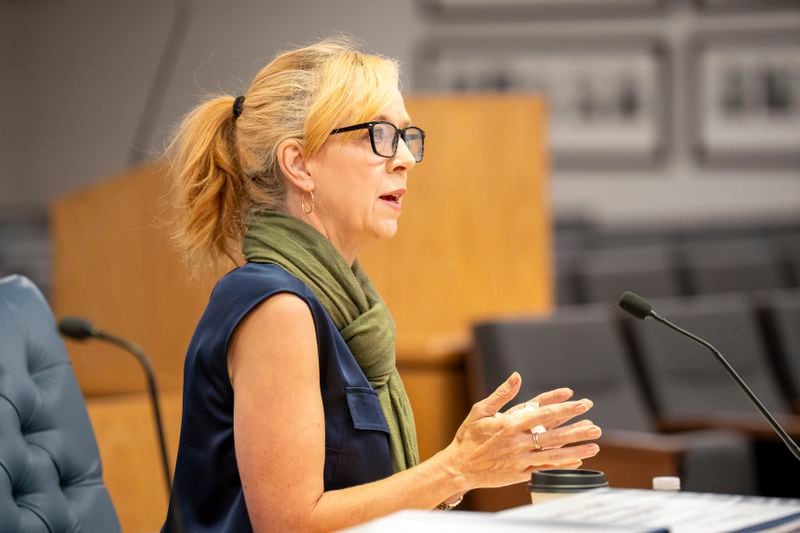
[168,95,248,270]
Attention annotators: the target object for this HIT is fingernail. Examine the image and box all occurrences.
[587,444,600,455]
[576,401,590,413]
[588,426,602,438]
[508,372,520,386]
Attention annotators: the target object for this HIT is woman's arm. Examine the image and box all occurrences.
[229,293,600,532]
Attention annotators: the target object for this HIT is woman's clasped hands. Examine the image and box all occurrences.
[442,371,602,491]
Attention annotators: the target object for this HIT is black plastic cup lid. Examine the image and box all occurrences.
[528,469,609,493]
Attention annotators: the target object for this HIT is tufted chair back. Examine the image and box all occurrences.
[0,275,120,532]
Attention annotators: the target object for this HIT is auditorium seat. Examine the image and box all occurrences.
[626,293,788,419]
[759,289,800,414]
[474,305,651,430]
[0,275,120,532]
[680,238,786,295]
[590,226,674,249]
[577,245,682,305]
[625,293,800,496]
[0,215,52,300]
[774,234,800,287]
[554,250,582,306]
[470,304,756,499]
[676,222,762,245]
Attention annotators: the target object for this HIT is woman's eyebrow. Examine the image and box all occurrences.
[376,115,412,128]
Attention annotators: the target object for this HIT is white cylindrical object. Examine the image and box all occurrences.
[522,402,547,433]
[652,476,681,491]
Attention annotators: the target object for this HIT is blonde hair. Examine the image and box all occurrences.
[167,35,400,270]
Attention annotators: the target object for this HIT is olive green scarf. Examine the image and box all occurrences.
[242,211,419,472]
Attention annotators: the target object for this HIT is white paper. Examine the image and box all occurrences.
[500,488,800,533]
[346,509,662,532]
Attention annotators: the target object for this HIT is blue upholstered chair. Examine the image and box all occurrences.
[0,275,120,532]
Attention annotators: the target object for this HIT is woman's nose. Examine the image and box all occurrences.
[389,137,417,172]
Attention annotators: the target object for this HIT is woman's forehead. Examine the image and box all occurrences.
[374,91,412,126]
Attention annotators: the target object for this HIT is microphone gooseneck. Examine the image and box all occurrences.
[618,291,800,462]
[57,318,174,491]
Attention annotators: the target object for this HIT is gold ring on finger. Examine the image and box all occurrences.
[532,431,543,451]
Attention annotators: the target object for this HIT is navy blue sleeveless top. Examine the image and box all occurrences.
[163,262,394,532]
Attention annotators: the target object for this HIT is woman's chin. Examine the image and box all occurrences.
[373,220,399,241]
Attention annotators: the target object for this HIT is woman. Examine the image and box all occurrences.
[164,36,601,532]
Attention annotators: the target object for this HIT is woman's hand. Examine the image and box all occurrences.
[441,372,602,490]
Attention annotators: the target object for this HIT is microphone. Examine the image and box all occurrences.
[618,291,800,462]
[58,317,174,492]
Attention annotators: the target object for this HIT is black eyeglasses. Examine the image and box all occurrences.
[330,121,425,163]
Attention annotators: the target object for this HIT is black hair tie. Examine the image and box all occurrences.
[232,95,245,119]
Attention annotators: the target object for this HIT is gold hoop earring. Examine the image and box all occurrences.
[301,190,315,214]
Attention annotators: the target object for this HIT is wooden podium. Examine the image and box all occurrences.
[51,95,551,532]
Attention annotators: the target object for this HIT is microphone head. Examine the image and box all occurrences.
[58,316,98,340]
[618,291,653,320]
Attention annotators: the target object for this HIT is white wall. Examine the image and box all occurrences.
[1,0,798,226]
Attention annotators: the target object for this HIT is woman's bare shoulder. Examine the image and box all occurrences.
[228,291,317,383]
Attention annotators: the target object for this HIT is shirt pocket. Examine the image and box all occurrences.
[345,386,390,433]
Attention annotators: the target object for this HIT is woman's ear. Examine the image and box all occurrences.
[276,138,312,190]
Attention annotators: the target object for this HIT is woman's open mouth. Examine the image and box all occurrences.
[379,189,405,211]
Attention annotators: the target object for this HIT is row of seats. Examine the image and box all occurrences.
[555,235,800,306]
[469,288,800,495]
[478,288,800,428]
[553,216,800,251]
[0,214,51,300]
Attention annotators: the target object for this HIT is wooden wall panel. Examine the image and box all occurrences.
[399,358,470,461]
[52,164,226,395]
[359,95,552,349]
[86,390,182,533]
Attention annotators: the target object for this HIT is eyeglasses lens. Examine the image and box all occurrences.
[372,123,396,158]
[372,123,425,162]
[403,127,424,162]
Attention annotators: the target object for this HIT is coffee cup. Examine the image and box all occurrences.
[528,469,608,504]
